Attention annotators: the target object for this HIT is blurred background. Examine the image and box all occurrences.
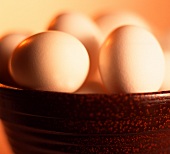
[0,0,170,35]
[0,0,170,153]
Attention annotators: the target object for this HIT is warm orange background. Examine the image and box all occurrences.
[0,0,170,36]
[0,121,13,154]
[0,0,170,153]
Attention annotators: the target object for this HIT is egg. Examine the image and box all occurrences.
[160,51,170,91]
[48,11,103,84]
[94,11,150,39]
[99,25,165,93]
[158,31,170,51]
[9,31,90,93]
[0,33,28,86]
[75,81,108,94]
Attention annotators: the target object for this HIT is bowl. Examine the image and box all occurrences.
[0,83,170,154]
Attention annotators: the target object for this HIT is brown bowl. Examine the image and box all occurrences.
[0,84,170,154]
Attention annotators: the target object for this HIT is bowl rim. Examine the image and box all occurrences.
[1,83,170,96]
[1,83,170,133]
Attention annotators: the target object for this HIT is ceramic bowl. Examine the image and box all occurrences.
[0,84,170,154]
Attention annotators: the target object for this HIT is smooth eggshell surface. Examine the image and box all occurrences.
[99,25,165,93]
[10,31,90,93]
[0,33,28,86]
[48,12,103,83]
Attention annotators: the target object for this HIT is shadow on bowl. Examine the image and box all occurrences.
[0,83,170,153]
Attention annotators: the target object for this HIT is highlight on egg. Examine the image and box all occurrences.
[99,25,165,93]
[9,31,90,93]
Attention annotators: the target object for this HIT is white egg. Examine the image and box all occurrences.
[160,51,170,91]
[0,33,28,86]
[99,25,165,93]
[94,11,150,39]
[10,31,90,93]
[48,12,103,84]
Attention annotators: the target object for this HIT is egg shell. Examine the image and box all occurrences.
[48,12,103,83]
[94,11,150,40]
[10,31,90,93]
[158,31,170,51]
[99,25,165,93]
[160,50,170,91]
[0,33,28,86]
